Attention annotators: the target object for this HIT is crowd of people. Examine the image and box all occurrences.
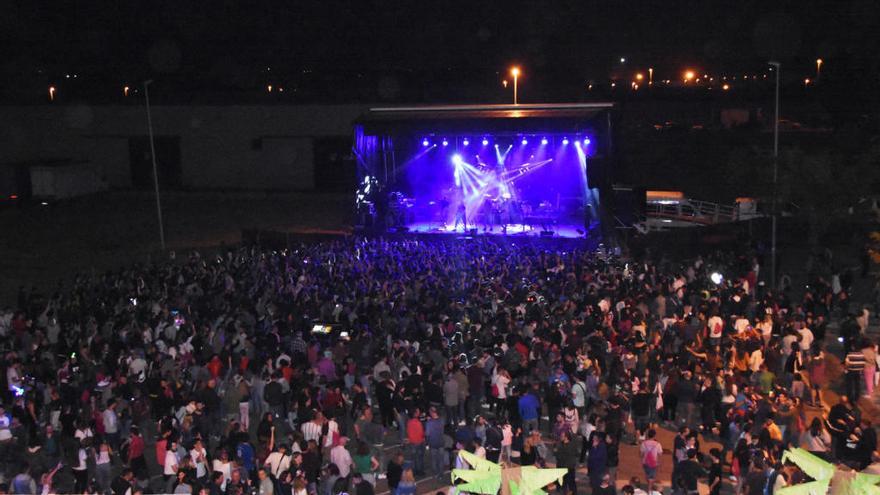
[0,237,875,495]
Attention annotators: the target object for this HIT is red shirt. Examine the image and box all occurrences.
[129,434,145,460]
[207,357,223,378]
[155,438,167,466]
[406,418,425,445]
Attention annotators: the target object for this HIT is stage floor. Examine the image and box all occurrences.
[399,221,589,239]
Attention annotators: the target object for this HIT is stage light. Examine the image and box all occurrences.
[463,139,470,146]
[482,138,489,146]
[541,138,548,145]
[521,138,528,145]
[451,154,463,165]
[422,139,429,147]
[562,138,569,145]
[442,139,449,146]
[584,138,591,145]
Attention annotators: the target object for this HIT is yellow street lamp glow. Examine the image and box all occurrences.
[816,58,823,79]
[502,80,508,88]
[48,86,56,101]
[123,86,130,97]
[684,70,695,81]
[648,67,653,84]
[804,78,811,85]
[722,83,730,91]
[635,73,644,81]
[510,66,520,104]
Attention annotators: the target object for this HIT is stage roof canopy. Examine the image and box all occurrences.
[356,103,614,135]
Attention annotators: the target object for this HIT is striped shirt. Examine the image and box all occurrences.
[301,420,323,443]
[846,351,866,372]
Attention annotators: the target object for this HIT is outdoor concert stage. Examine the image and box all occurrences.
[398,221,594,239]
[353,103,615,240]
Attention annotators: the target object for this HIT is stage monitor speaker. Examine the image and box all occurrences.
[611,187,647,227]
[540,230,555,237]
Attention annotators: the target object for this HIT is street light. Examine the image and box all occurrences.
[48,86,56,101]
[684,70,695,82]
[648,68,653,84]
[816,58,823,80]
[143,79,166,251]
[768,61,781,290]
[510,67,520,105]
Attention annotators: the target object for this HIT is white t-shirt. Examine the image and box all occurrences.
[571,381,586,408]
[265,451,292,477]
[164,450,179,475]
[749,349,764,373]
[330,445,353,478]
[190,447,208,478]
[323,420,339,448]
[75,428,94,442]
[799,328,814,351]
[708,316,723,339]
[212,460,232,490]
[0,413,12,441]
[95,448,112,465]
[74,448,88,471]
[492,373,510,400]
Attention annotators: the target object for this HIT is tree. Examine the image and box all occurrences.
[778,141,880,246]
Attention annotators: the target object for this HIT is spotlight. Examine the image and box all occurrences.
[521,138,528,145]
[463,139,469,146]
[422,139,429,147]
[442,139,449,146]
[575,140,581,147]
[452,154,463,165]
[562,138,569,145]
[710,272,724,285]
[482,138,489,146]
[541,138,548,145]
[584,138,591,145]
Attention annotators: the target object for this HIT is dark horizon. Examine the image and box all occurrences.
[3,1,878,110]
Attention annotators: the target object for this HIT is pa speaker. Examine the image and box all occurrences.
[586,157,609,189]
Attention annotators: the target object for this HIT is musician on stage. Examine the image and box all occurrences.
[454,202,468,231]
[438,195,450,227]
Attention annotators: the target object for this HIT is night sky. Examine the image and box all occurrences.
[2,1,879,104]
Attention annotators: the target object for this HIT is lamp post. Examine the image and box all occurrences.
[769,61,781,290]
[143,79,166,251]
[511,67,520,105]
[816,58,823,80]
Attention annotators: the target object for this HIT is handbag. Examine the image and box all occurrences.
[654,382,664,411]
